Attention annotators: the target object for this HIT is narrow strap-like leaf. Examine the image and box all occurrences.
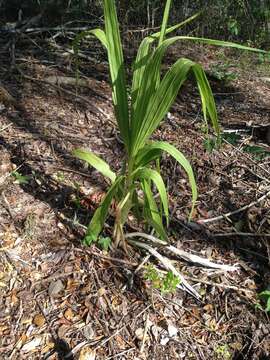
[73,28,108,54]
[73,148,116,182]
[84,176,124,245]
[103,0,130,152]
[131,58,193,155]
[131,35,266,155]
[135,147,162,167]
[142,179,167,240]
[158,0,172,46]
[131,12,201,122]
[140,141,198,219]
[132,167,169,225]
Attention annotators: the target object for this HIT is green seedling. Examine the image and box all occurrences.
[97,236,111,251]
[214,344,232,359]
[256,289,270,312]
[144,264,180,294]
[11,171,31,185]
[210,62,238,83]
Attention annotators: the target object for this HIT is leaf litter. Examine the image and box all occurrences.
[0,39,269,359]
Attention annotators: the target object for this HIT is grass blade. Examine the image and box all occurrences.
[73,28,108,53]
[142,179,167,240]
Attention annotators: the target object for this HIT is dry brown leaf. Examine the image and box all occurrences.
[135,328,149,341]
[98,287,106,297]
[21,336,43,352]
[79,347,96,360]
[64,308,74,321]
[48,279,65,297]
[203,304,214,312]
[33,314,46,327]
[11,293,19,306]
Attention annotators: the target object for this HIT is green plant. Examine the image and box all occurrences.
[11,171,31,185]
[73,0,267,250]
[214,344,231,359]
[210,62,238,83]
[144,264,180,293]
[242,145,270,160]
[227,17,239,37]
[97,236,112,251]
[256,289,270,312]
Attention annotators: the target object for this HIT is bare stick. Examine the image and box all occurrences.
[198,188,270,225]
[0,123,12,133]
[212,232,270,238]
[125,232,238,271]
[140,313,150,354]
[185,276,254,294]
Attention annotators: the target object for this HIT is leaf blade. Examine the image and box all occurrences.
[73,148,116,182]
[139,141,198,220]
[133,167,169,225]
[84,176,124,245]
[103,0,130,152]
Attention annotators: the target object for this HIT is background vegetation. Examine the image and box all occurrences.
[1,0,269,48]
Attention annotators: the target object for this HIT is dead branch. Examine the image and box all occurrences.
[198,188,270,225]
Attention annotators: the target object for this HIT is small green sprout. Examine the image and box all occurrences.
[214,344,231,359]
[256,289,270,312]
[97,236,111,251]
[11,171,31,185]
[144,264,180,294]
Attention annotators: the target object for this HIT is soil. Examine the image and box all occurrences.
[0,34,269,360]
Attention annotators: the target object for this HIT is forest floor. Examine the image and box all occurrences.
[0,36,270,360]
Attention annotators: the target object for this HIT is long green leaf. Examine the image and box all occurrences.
[192,64,219,136]
[73,28,108,54]
[172,36,269,53]
[141,179,167,239]
[103,0,130,152]
[158,0,172,46]
[133,167,169,225]
[84,176,124,245]
[151,12,202,40]
[131,12,201,113]
[131,35,267,155]
[131,58,193,155]
[73,148,116,182]
[140,141,198,219]
[135,147,162,167]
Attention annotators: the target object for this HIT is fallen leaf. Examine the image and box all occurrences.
[98,288,106,297]
[203,304,213,312]
[135,328,145,341]
[58,325,70,338]
[21,336,43,352]
[64,308,74,321]
[82,324,95,340]
[167,324,178,337]
[151,325,162,340]
[79,347,96,360]
[11,293,19,306]
[33,314,45,327]
[160,336,170,345]
[48,280,64,297]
